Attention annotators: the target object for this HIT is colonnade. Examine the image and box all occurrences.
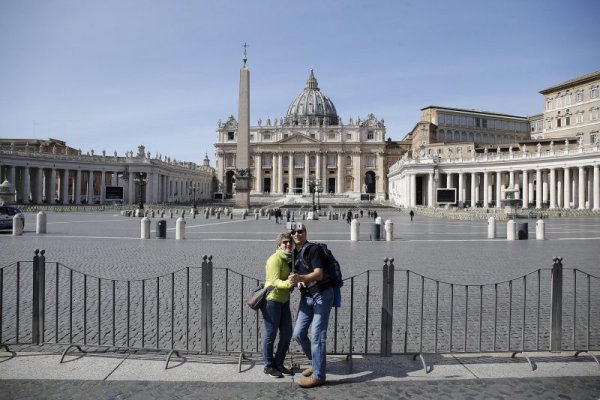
[398,162,600,210]
[0,162,212,205]
[245,151,385,196]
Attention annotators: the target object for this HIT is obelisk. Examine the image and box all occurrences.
[234,43,251,209]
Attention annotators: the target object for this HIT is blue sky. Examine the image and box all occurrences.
[1,0,599,164]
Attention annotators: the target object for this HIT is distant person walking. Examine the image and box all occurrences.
[409,210,415,222]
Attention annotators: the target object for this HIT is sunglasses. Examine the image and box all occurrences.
[290,230,304,235]
[281,240,292,245]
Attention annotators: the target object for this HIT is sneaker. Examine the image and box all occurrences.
[264,366,283,378]
[302,367,313,377]
[276,365,295,376]
[297,376,325,388]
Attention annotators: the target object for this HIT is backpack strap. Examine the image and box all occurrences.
[298,242,315,272]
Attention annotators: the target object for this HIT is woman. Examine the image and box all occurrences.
[261,232,295,378]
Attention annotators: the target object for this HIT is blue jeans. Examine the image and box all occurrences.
[261,300,292,368]
[292,286,334,380]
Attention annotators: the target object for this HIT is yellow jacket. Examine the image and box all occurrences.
[265,249,293,302]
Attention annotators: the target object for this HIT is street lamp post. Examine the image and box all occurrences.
[315,179,322,213]
[189,185,198,212]
[310,180,316,212]
[134,172,148,210]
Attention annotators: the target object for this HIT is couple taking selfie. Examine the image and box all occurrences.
[260,222,334,388]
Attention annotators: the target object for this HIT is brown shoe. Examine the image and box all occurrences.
[297,376,325,388]
[302,367,313,377]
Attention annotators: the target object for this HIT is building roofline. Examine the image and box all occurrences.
[420,105,528,120]
[539,70,600,94]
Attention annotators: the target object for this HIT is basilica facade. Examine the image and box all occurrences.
[214,70,402,200]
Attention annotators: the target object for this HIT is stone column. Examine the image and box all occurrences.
[564,167,571,208]
[255,153,262,193]
[304,153,310,194]
[19,166,30,203]
[315,151,321,182]
[535,169,542,209]
[470,172,477,206]
[353,153,361,193]
[288,153,294,194]
[542,170,549,206]
[578,166,586,209]
[458,172,464,203]
[428,172,434,207]
[272,154,278,194]
[549,168,556,209]
[6,166,16,202]
[87,171,95,204]
[557,170,563,208]
[522,170,529,208]
[61,169,69,204]
[446,173,453,188]
[75,170,82,204]
[49,169,56,204]
[337,153,343,194]
[278,153,284,194]
[410,173,416,207]
[593,164,599,210]
[496,171,502,208]
[483,171,489,207]
[100,171,106,204]
[34,168,44,204]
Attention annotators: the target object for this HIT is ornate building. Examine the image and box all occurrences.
[214,70,399,200]
[0,139,215,205]
[388,71,600,210]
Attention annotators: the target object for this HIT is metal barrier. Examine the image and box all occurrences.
[0,250,598,371]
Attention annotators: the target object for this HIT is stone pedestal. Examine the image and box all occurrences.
[234,175,250,209]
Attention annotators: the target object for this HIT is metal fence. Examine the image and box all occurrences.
[0,250,598,371]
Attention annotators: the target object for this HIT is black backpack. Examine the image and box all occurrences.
[298,242,344,288]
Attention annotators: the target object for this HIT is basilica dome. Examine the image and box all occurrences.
[285,70,339,126]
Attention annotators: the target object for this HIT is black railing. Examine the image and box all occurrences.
[0,250,598,371]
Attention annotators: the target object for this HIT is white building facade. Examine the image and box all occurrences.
[389,71,600,210]
[0,140,215,205]
[389,142,600,210]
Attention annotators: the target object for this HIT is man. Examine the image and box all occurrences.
[288,223,334,388]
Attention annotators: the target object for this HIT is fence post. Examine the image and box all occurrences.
[200,255,214,353]
[550,257,563,352]
[380,258,394,356]
[32,249,46,345]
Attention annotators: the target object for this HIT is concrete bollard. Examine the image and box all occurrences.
[176,217,186,240]
[12,213,25,236]
[536,219,545,240]
[488,217,496,239]
[351,219,360,241]
[141,217,151,239]
[36,211,47,234]
[506,220,516,241]
[385,220,393,241]
[375,216,383,238]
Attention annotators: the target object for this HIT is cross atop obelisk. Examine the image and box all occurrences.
[234,43,251,208]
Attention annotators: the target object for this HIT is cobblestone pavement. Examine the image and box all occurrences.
[1,211,600,398]
[0,376,599,400]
